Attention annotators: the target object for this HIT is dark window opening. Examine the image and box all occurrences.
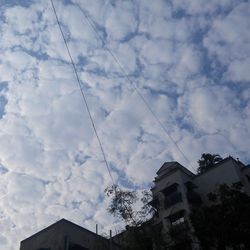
[161,183,178,196]
[246,175,250,183]
[168,210,186,226]
[185,181,197,192]
[185,182,202,206]
[168,210,189,237]
[164,192,182,208]
[148,198,159,209]
[161,183,182,208]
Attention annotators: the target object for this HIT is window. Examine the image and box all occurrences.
[185,181,197,192]
[164,192,182,208]
[168,210,188,234]
[246,175,250,183]
[168,210,186,227]
[162,183,178,196]
[172,216,185,226]
[161,183,183,208]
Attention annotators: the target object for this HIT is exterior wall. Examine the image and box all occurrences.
[20,223,65,250]
[228,159,250,195]
[151,158,250,250]
[112,226,153,250]
[152,169,192,221]
[241,165,250,195]
[20,219,120,250]
[243,166,250,176]
[20,158,250,250]
[61,220,109,250]
[152,167,195,248]
[194,158,249,204]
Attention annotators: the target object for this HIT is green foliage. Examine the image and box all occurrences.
[197,153,223,174]
[105,185,155,227]
[105,185,156,250]
[190,183,250,249]
[105,185,137,225]
[105,185,194,249]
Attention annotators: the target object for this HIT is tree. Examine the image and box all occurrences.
[105,185,155,227]
[105,185,159,250]
[190,183,250,249]
[197,153,223,174]
[105,185,191,249]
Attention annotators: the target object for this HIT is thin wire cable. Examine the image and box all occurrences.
[50,0,115,184]
[0,192,10,201]
[77,7,196,172]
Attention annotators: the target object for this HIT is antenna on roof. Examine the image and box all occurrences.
[96,224,98,235]
[110,230,113,250]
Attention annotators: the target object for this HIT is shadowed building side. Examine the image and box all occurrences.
[150,156,250,249]
[20,219,122,250]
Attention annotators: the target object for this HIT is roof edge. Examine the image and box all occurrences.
[21,218,107,243]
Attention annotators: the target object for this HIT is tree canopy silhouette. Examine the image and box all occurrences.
[105,185,155,227]
[190,183,250,249]
[105,185,156,250]
[197,153,223,174]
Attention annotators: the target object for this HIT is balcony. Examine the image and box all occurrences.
[164,192,182,208]
[168,210,188,234]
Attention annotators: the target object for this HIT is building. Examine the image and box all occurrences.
[20,218,122,250]
[20,156,250,250]
[150,156,250,249]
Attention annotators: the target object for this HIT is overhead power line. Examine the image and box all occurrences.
[50,0,115,184]
[76,6,195,172]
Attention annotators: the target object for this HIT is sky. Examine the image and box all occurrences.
[0,0,249,248]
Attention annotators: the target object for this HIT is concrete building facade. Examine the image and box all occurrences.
[150,156,250,249]
[20,156,250,250]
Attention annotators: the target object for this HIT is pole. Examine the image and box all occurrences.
[110,229,112,250]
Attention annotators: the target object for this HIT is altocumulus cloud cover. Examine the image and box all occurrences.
[0,0,250,248]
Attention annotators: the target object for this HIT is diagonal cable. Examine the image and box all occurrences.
[50,0,115,184]
[77,6,195,172]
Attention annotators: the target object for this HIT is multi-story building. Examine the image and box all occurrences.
[150,156,250,249]
[19,156,250,250]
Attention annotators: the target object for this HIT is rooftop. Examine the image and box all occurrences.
[21,218,105,244]
[155,161,195,182]
[155,156,248,182]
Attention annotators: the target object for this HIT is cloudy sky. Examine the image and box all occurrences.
[0,0,249,248]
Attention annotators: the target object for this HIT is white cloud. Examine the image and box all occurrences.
[104,1,138,41]
[225,58,250,82]
[171,0,239,15]
[0,0,249,249]
[204,1,250,83]
[4,5,39,34]
[141,39,175,65]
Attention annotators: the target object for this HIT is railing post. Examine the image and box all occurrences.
[96,224,98,235]
[109,230,112,250]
